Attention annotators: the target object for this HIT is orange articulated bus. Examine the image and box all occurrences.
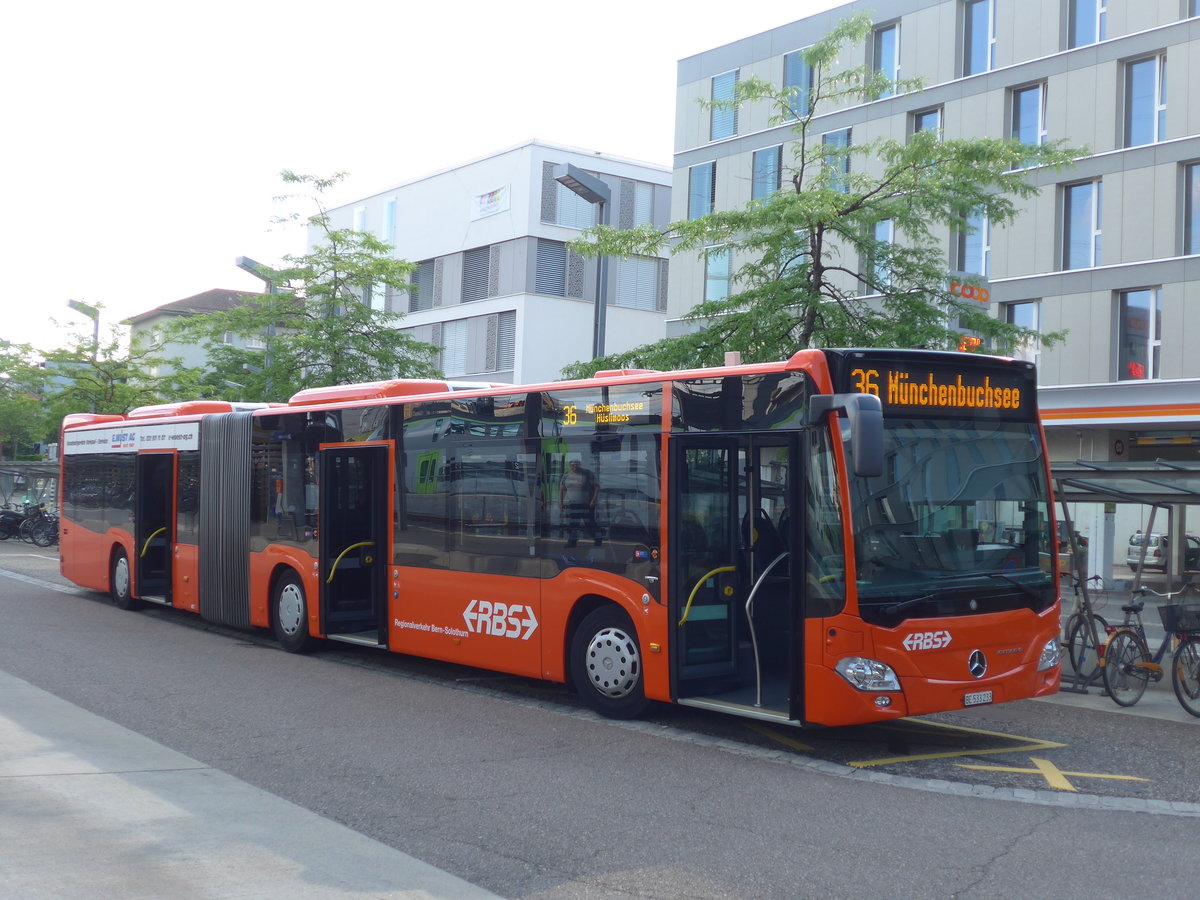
[58,348,1061,727]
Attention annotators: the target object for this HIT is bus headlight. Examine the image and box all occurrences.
[1037,638,1061,672]
[836,657,901,691]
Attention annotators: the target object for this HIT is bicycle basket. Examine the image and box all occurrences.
[1157,603,1200,634]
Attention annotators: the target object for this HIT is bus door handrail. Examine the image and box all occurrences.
[678,565,736,626]
[326,541,376,584]
[140,527,166,558]
[745,551,790,708]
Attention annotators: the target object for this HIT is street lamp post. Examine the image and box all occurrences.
[235,256,277,398]
[553,164,611,360]
[66,299,100,363]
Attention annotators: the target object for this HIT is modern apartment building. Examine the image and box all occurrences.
[320,140,671,384]
[674,0,1200,573]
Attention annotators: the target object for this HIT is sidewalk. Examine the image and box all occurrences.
[0,670,499,900]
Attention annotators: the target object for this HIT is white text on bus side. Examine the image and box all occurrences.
[463,599,539,640]
[902,630,952,651]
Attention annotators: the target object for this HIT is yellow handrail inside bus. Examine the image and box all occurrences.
[140,527,166,558]
[678,565,736,626]
[326,541,376,584]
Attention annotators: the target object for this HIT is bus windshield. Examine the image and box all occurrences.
[846,417,1055,626]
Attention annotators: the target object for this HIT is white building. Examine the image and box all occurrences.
[321,140,672,384]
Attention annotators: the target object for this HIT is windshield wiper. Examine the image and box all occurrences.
[882,591,940,617]
[986,572,1041,602]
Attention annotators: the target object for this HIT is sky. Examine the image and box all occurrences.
[3,0,844,353]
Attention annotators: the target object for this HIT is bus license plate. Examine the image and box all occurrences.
[963,690,993,707]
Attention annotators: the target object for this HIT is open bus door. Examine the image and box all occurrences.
[319,444,390,647]
[134,452,174,603]
[671,434,801,720]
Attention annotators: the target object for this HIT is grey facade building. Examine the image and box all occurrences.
[673,0,1200,574]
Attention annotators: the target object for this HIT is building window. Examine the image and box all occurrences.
[752,146,782,201]
[1185,163,1200,255]
[496,311,516,371]
[442,319,468,377]
[616,256,660,310]
[1063,180,1102,269]
[632,181,654,227]
[535,240,567,296]
[963,0,994,76]
[1125,54,1167,147]
[1069,0,1106,48]
[410,260,435,312]
[783,48,813,119]
[381,197,397,246]
[554,180,599,229]
[822,128,852,192]
[704,247,730,302]
[1004,300,1041,365]
[688,162,715,219]
[958,210,990,276]
[872,23,900,97]
[1011,83,1047,146]
[710,69,739,141]
[363,283,385,312]
[1118,288,1161,380]
[872,219,895,289]
[462,247,490,302]
[912,107,942,136]
[352,206,367,232]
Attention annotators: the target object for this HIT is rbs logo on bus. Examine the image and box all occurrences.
[902,630,953,651]
[463,599,539,640]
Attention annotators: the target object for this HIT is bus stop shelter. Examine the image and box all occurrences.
[1052,459,1200,588]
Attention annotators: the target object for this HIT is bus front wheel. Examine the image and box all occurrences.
[570,606,649,719]
[272,570,313,653]
[110,548,141,610]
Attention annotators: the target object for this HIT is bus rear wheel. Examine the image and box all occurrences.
[110,547,141,610]
[570,606,648,719]
[272,570,313,654]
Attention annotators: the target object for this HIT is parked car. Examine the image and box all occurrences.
[1126,532,1200,572]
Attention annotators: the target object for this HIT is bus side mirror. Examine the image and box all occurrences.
[810,393,884,478]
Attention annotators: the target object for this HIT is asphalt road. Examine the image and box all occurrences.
[2,540,1198,899]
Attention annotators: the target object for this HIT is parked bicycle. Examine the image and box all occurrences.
[17,503,51,544]
[1064,574,1114,683]
[1100,584,1200,716]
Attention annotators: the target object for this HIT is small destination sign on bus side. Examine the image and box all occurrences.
[546,385,662,432]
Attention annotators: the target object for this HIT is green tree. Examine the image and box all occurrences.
[39,318,187,420]
[0,341,45,460]
[168,171,439,403]
[565,13,1079,377]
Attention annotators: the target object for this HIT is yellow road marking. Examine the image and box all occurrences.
[745,722,814,752]
[848,718,1065,769]
[956,756,1149,793]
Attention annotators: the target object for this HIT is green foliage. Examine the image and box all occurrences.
[39,319,191,420]
[166,171,439,403]
[0,341,45,460]
[564,12,1079,379]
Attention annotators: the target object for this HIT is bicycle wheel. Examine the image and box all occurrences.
[1102,628,1150,707]
[1171,636,1200,718]
[1067,613,1108,682]
[30,521,55,548]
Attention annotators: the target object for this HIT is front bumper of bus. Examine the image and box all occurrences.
[810,636,1060,727]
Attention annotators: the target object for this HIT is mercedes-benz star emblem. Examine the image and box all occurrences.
[968,650,987,679]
